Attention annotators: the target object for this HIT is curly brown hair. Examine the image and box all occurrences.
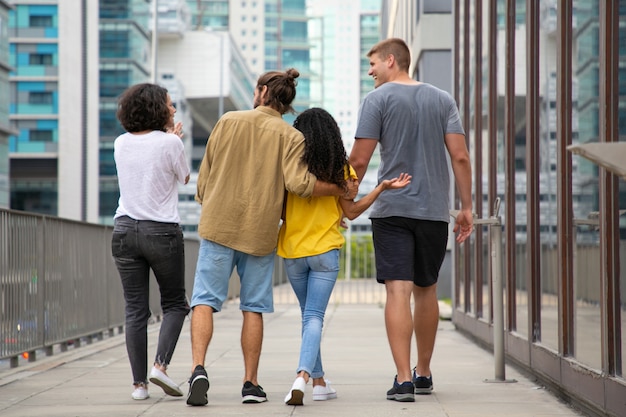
[256,68,299,115]
[116,83,170,133]
[293,107,348,188]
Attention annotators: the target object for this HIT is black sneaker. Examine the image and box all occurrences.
[412,368,433,394]
[186,365,209,406]
[242,381,268,403]
[386,376,415,402]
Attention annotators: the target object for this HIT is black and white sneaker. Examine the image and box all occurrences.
[186,365,209,406]
[412,367,433,394]
[386,376,415,402]
[242,381,268,403]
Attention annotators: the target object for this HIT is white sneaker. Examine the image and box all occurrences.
[149,366,184,397]
[312,380,337,401]
[132,385,149,400]
[284,376,306,405]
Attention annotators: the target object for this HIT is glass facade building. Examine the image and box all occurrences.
[8,1,99,221]
[98,0,151,223]
[8,3,59,215]
[359,0,381,102]
[186,0,228,30]
[0,1,12,209]
[264,0,309,124]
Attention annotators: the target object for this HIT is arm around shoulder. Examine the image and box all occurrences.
[312,179,358,199]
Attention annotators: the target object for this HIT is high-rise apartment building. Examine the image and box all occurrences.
[307,1,361,146]
[304,0,382,234]
[8,0,99,222]
[187,0,228,31]
[0,0,14,209]
[98,0,153,224]
[359,0,381,102]
[263,0,310,124]
[184,1,321,124]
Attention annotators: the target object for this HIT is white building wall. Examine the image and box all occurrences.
[158,31,232,99]
[229,0,264,77]
[57,0,99,222]
[307,0,361,149]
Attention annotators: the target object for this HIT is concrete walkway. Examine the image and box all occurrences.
[0,300,585,417]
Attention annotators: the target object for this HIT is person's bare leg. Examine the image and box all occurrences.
[384,280,415,383]
[190,305,214,371]
[311,376,325,387]
[297,370,311,384]
[241,311,263,385]
[413,284,439,377]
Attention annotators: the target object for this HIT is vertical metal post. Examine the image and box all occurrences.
[151,0,158,84]
[484,198,516,383]
[218,32,224,118]
[492,208,504,380]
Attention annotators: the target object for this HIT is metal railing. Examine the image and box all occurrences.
[1,209,208,367]
[0,208,385,368]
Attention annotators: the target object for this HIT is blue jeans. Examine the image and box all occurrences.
[111,216,190,385]
[284,249,339,379]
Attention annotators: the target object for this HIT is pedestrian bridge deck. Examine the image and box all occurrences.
[0,291,583,417]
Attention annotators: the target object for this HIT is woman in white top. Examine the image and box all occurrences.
[111,83,190,401]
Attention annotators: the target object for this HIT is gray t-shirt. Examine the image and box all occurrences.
[355,82,465,222]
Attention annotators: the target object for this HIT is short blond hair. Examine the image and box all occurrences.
[367,38,411,72]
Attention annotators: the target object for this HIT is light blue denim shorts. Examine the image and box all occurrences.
[190,239,275,313]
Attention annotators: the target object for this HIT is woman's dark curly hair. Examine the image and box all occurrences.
[116,83,170,133]
[293,107,348,188]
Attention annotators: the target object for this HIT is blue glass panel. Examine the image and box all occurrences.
[37,120,57,129]
[37,44,57,53]
[44,28,58,38]
[29,5,57,16]
[17,53,29,66]
[18,82,45,91]
[16,141,45,152]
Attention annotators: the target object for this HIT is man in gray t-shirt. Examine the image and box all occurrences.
[350,38,473,403]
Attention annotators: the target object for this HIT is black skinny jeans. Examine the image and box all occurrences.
[111,216,190,385]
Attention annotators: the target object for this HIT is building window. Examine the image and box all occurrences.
[30,129,53,142]
[29,92,53,105]
[29,53,53,65]
[30,15,53,27]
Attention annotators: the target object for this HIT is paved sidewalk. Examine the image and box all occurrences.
[0,301,584,417]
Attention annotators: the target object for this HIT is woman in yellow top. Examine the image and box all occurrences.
[279,108,410,406]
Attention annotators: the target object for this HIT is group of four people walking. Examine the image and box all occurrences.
[110,37,473,406]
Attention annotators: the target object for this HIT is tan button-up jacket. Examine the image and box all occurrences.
[196,106,316,256]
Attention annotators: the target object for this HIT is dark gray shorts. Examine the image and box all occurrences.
[371,217,448,287]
